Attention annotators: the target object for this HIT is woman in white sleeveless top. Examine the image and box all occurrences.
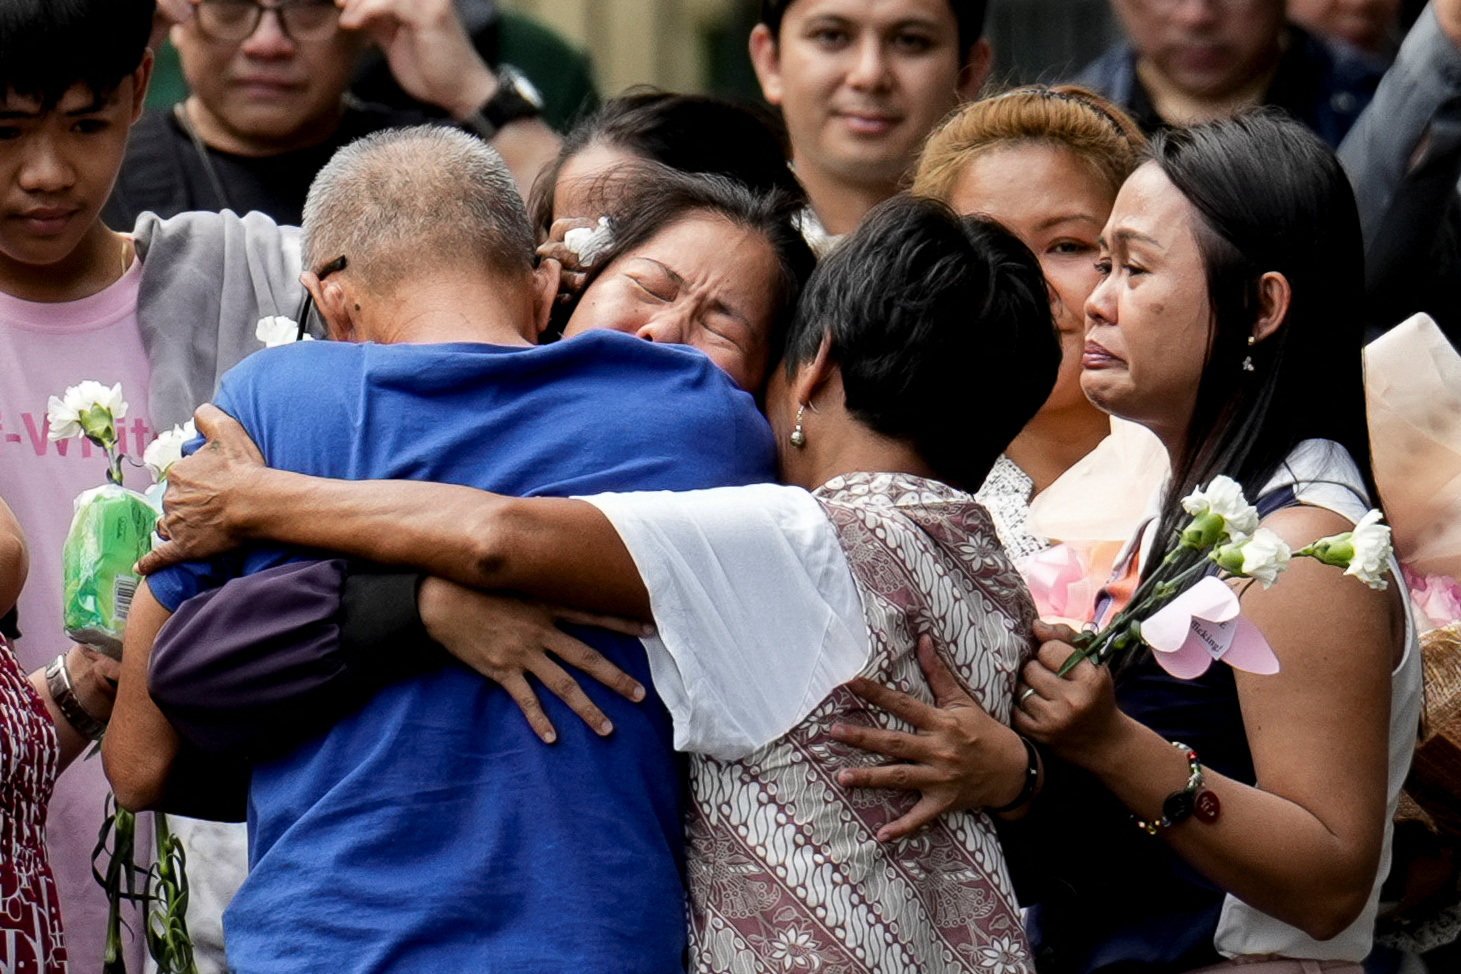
[841,113,1422,974]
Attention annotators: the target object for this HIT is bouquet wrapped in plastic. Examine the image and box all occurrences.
[46,381,182,658]
[48,382,200,972]
[61,484,158,658]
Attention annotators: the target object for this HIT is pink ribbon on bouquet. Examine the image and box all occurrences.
[1139,576,1281,679]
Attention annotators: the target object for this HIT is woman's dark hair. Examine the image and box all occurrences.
[759,0,988,59]
[551,164,816,373]
[0,0,154,109]
[780,194,1059,492]
[1144,110,1377,569]
[528,89,804,237]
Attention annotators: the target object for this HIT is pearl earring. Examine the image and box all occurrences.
[790,405,807,448]
[1242,335,1256,373]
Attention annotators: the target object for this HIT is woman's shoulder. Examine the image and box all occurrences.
[817,473,1031,625]
[817,473,1003,553]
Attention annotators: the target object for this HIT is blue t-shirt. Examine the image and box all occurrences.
[148,331,775,974]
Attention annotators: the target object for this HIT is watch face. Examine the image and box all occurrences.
[1162,789,1196,824]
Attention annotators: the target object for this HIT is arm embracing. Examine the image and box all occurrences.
[141,406,648,619]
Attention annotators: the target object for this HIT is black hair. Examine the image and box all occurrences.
[759,0,988,59]
[0,0,155,110]
[1143,110,1377,570]
[551,163,815,374]
[528,89,804,238]
[780,195,1059,492]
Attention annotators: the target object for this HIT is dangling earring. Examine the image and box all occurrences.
[1242,335,1256,373]
[790,405,807,448]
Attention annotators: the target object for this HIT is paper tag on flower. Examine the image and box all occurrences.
[1141,576,1280,679]
[1189,614,1237,661]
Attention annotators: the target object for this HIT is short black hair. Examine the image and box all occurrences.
[553,163,815,370]
[759,0,988,58]
[781,195,1058,491]
[0,0,155,110]
[529,89,805,238]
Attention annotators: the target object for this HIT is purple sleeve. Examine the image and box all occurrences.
[148,559,437,758]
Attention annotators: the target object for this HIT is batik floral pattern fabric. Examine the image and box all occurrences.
[0,635,65,973]
[687,473,1037,973]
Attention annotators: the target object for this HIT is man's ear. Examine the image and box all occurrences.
[301,271,356,343]
[790,333,837,408]
[129,50,156,125]
[749,24,784,106]
[1252,271,1291,345]
[529,259,562,342]
[958,39,993,99]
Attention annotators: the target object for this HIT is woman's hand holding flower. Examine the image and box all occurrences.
[1014,621,1127,769]
[138,404,266,574]
[832,635,1033,841]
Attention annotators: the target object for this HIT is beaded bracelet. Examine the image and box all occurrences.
[1132,740,1220,835]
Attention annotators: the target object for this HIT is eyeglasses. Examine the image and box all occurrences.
[294,255,348,341]
[194,0,341,43]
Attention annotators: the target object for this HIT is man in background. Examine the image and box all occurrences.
[106,0,561,227]
[748,0,991,250]
[1078,0,1382,146]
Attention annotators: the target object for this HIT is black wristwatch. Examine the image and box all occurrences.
[462,65,544,140]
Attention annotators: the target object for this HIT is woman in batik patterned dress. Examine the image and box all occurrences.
[136,195,1063,972]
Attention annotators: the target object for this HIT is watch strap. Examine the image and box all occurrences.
[45,653,108,741]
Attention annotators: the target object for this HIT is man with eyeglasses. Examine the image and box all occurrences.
[105,0,562,228]
[1076,0,1384,147]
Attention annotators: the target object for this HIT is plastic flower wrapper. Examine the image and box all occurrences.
[46,382,158,658]
[1404,567,1461,632]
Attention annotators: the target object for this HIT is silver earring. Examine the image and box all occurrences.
[1242,335,1256,373]
[790,405,807,448]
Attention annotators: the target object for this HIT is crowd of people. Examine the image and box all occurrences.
[1,0,1459,973]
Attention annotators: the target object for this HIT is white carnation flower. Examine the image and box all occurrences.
[143,420,197,482]
[256,315,313,348]
[1181,475,1260,540]
[46,380,128,442]
[1344,510,1393,590]
[1234,527,1292,588]
[1296,509,1394,590]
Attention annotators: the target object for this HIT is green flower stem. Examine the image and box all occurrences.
[1055,549,1214,677]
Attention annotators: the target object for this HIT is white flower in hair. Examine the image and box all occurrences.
[256,315,313,348]
[47,381,128,442]
[144,420,197,483]
[562,217,614,266]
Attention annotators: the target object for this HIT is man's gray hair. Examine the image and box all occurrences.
[302,125,535,294]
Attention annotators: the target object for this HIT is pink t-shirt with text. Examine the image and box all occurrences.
[0,256,152,972]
